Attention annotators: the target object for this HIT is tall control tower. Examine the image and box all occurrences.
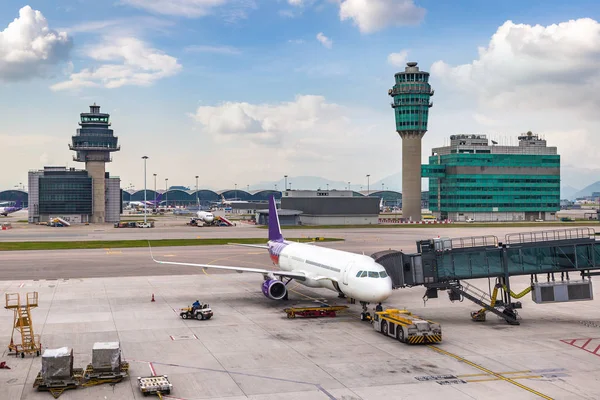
[389,62,434,221]
[69,104,120,223]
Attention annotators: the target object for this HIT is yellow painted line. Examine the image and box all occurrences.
[428,346,553,400]
[467,375,543,383]
[458,370,532,378]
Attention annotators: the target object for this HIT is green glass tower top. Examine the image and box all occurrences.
[389,62,434,138]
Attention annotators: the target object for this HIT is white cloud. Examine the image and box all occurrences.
[431,18,600,113]
[428,18,600,173]
[64,16,174,36]
[184,45,241,55]
[316,32,332,48]
[288,0,304,5]
[0,6,72,81]
[339,0,425,34]
[288,39,305,44]
[120,0,256,20]
[51,37,181,91]
[188,95,396,181]
[387,50,408,67]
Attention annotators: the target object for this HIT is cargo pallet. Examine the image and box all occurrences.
[33,368,84,399]
[284,305,348,318]
[83,362,130,383]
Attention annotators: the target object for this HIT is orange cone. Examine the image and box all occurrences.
[151,294,155,302]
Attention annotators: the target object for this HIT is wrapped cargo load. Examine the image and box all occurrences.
[92,342,121,372]
[41,347,73,381]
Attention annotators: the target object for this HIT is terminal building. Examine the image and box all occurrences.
[256,189,380,226]
[422,132,560,222]
[28,104,121,224]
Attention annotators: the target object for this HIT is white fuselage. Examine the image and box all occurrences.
[274,241,392,303]
[196,211,215,224]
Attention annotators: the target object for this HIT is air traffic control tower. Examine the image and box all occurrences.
[389,62,434,221]
[69,104,120,223]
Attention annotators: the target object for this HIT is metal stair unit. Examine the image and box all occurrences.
[5,292,42,358]
[447,281,519,325]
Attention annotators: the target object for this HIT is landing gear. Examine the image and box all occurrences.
[359,302,371,321]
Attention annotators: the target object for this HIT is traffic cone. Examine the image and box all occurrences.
[151,294,155,302]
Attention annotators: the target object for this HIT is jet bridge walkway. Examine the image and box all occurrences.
[372,228,600,324]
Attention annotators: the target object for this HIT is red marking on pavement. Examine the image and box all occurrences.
[149,362,156,376]
[560,338,600,357]
[169,335,174,341]
[193,334,198,340]
[19,283,24,288]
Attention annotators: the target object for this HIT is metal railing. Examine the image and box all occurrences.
[505,228,596,244]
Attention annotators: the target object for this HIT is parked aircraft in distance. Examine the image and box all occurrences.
[152,195,392,320]
[196,210,215,225]
[129,193,163,208]
[0,200,22,216]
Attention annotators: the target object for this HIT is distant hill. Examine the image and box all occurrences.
[573,181,600,199]
[561,185,580,200]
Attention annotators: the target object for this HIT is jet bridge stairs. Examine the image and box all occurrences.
[372,228,600,325]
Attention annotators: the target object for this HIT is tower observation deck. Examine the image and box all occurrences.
[69,104,120,223]
[389,62,434,221]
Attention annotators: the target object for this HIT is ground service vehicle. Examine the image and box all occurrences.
[179,303,213,320]
[137,375,172,396]
[372,309,442,344]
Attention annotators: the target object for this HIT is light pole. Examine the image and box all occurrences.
[274,184,278,191]
[153,174,157,205]
[195,175,199,206]
[142,156,148,223]
[382,183,384,192]
[234,183,237,200]
[348,181,350,191]
[366,174,370,196]
[284,175,288,192]
[165,178,168,208]
[247,184,250,192]
[289,182,292,190]
[326,183,329,191]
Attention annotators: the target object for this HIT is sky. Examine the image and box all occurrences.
[0,0,599,192]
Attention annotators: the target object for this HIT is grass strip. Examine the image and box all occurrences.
[0,237,343,251]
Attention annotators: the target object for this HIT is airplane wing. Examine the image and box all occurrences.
[149,247,306,281]
[227,243,270,250]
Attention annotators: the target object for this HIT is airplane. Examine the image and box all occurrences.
[195,210,215,225]
[129,193,163,208]
[152,195,393,320]
[219,194,248,205]
[0,200,23,216]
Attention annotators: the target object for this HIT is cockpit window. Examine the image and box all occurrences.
[356,271,363,278]
[368,271,378,278]
[379,271,388,278]
[360,271,368,278]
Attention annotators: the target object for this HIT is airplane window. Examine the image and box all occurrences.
[356,271,363,277]
[368,271,378,278]
[379,271,388,278]
[360,271,367,278]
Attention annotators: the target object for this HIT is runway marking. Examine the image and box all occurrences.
[560,337,600,357]
[18,282,24,288]
[148,362,157,376]
[427,345,553,399]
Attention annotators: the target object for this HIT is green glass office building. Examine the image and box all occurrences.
[422,132,560,222]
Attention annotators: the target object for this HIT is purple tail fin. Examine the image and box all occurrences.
[155,193,163,204]
[15,199,22,208]
[268,195,284,242]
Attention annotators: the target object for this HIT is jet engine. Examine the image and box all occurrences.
[262,279,287,300]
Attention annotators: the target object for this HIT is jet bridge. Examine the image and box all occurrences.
[372,228,600,324]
